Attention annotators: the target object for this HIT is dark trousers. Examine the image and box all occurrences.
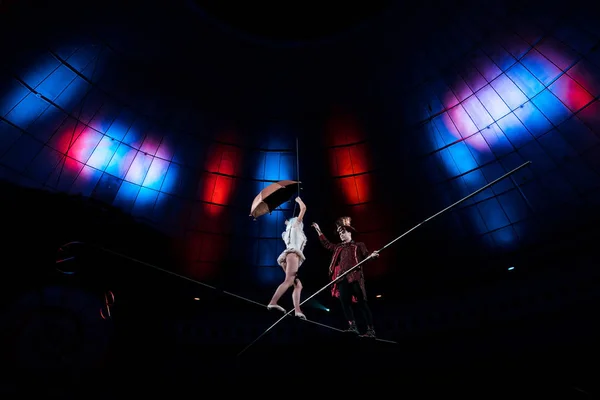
[338,280,374,327]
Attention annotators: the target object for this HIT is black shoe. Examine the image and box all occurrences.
[359,328,376,339]
[344,323,359,334]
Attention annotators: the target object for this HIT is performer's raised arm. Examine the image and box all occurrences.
[287,200,306,253]
[295,197,306,223]
[311,222,335,251]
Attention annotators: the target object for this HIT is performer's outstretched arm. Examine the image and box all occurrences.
[288,200,306,248]
[311,222,335,251]
[358,242,370,259]
[295,197,307,223]
[359,242,380,260]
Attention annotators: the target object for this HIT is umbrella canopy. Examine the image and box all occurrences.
[250,180,300,219]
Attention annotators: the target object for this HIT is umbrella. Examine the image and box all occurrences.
[250,180,300,219]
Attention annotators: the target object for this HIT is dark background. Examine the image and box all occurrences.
[1,0,600,395]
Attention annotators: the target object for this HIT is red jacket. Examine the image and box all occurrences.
[318,234,369,302]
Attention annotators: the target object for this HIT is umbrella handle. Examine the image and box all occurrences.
[293,137,301,215]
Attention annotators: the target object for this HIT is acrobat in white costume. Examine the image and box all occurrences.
[267,197,307,319]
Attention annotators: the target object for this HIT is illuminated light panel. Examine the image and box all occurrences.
[67,127,103,163]
[424,34,600,250]
[200,141,243,216]
[4,92,51,130]
[1,81,31,121]
[462,95,494,132]
[103,118,131,140]
[16,54,61,88]
[1,51,94,129]
[46,156,85,190]
[112,181,141,212]
[490,74,529,110]
[124,151,153,185]
[0,47,182,227]
[328,142,372,176]
[160,162,180,194]
[325,112,373,205]
[155,135,175,160]
[140,135,161,155]
[123,124,146,149]
[142,157,170,191]
[252,134,295,285]
[441,89,460,109]
[521,49,561,86]
[46,117,176,210]
[183,136,244,280]
[447,75,473,102]
[567,59,600,98]
[325,112,390,278]
[132,185,159,212]
[336,174,374,204]
[105,143,136,179]
[86,135,119,171]
[535,37,578,70]
[549,74,594,112]
[476,84,511,120]
[201,174,236,210]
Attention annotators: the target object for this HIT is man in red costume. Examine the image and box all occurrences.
[311,217,379,338]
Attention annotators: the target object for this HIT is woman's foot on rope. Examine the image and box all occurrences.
[267,304,286,313]
[294,311,306,320]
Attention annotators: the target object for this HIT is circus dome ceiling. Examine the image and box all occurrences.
[187,1,395,42]
[1,0,600,297]
[3,0,600,383]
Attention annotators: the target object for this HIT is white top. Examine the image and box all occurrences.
[276,217,307,268]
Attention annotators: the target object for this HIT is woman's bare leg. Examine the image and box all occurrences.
[268,253,299,307]
[292,278,303,314]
